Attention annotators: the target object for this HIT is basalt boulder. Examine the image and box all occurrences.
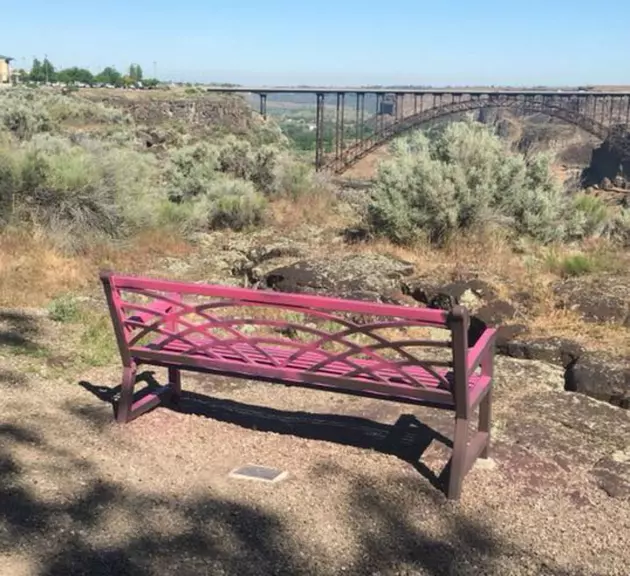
[565,351,630,409]
[262,254,415,303]
[554,275,630,327]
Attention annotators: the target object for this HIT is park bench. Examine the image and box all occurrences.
[100,270,497,500]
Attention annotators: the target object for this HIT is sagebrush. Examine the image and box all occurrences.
[0,88,327,247]
[368,120,626,245]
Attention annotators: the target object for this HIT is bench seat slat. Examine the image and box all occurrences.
[133,348,460,406]
[130,339,490,402]
[141,338,446,384]
[145,334,453,370]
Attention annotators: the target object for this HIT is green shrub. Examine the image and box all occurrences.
[19,143,122,238]
[47,293,80,322]
[249,120,290,148]
[0,89,128,140]
[611,207,630,245]
[0,133,162,246]
[217,136,255,180]
[215,136,281,194]
[546,253,596,277]
[165,142,221,202]
[97,144,163,230]
[271,156,332,200]
[43,93,128,125]
[368,121,567,245]
[568,194,611,239]
[156,199,197,231]
[165,137,283,200]
[190,178,267,231]
[250,146,279,194]
[0,145,20,222]
[0,100,53,139]
[0,90,329,245]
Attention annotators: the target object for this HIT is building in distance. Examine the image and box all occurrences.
[0,55,14,83]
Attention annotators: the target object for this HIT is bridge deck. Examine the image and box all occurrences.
[205,86,630,97]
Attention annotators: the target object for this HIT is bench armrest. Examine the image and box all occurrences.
[467,328,497,376]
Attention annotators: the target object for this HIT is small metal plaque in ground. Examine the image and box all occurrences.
[229,465,288,483]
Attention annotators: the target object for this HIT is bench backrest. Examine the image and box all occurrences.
[101,271,472,409]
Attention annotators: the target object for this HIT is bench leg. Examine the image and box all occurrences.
[169,367,182,404]
[478,386,492,459]
[447,416,469,500]
[117,365,137,424]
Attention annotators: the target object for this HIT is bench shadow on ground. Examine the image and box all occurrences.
[1,418,602,575]
[79,372,454,493]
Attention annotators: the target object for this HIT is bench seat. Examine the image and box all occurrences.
[133,338,491,407]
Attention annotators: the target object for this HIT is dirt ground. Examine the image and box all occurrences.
[1,307,629,576]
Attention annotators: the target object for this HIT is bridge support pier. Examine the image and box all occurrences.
[334,92,346,168]
[315,93,325,171]
[259,93,267,120]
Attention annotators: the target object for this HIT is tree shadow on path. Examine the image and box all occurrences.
[1,419,606,576]
[0,310,44,352]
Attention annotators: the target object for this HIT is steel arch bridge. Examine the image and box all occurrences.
[205,87,630,174]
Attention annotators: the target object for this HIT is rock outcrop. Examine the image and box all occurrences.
[565,352,630,409]
[173,230,630,411]
[582,136,630,189]
[554,275,630,326]
[91,93,261,137]
[262,255,415,302]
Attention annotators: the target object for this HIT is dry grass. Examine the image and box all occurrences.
[345,229,528,290]
[2,220,628,354]
[267,190,345,231]
[90,228,194,273]
[339,230,630,355]
[527,308,630,354]
[0,229,94,308]
[0,228,194,308]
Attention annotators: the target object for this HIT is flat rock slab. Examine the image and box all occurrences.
[497,388,630,464]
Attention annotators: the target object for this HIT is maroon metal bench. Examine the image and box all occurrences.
[100,270,497,500]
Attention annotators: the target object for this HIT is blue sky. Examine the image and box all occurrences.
[3,0,629,86]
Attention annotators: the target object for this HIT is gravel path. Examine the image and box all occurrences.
[1,313,629,576]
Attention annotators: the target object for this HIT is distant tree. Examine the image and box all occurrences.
[57,67,94,85]
[29,58,44,82]
[95,66,123,87]
[41,58,56,83]
[128,63,143,82]
[56,69,70,84]
[142,78,160,88]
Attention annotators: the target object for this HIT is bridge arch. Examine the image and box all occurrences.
[324,96,627,174]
